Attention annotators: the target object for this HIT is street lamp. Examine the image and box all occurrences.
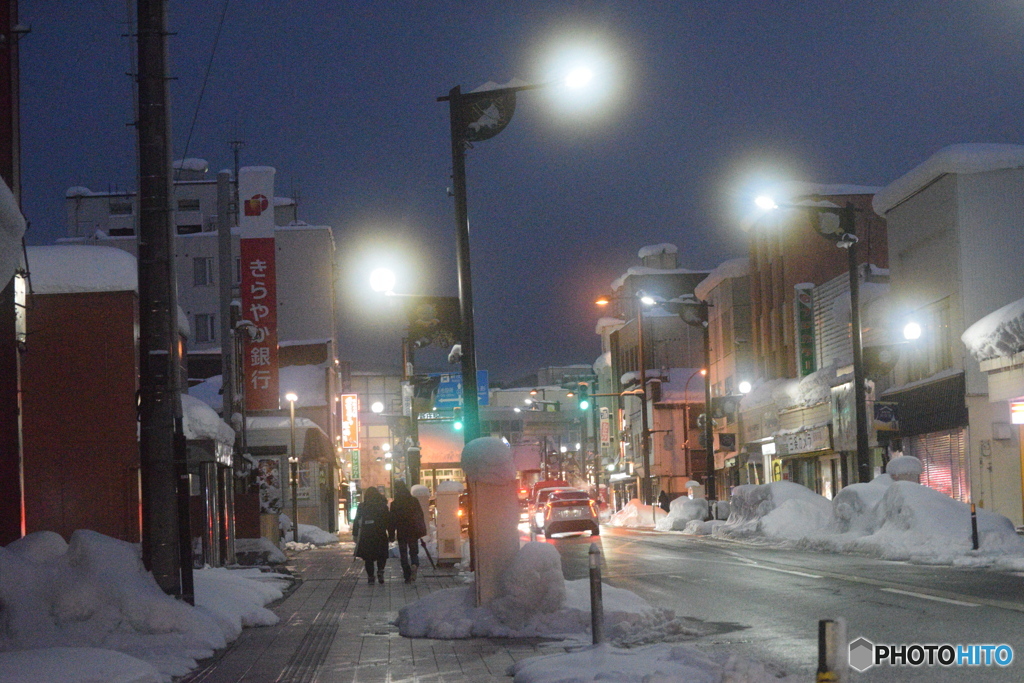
[439,69,599,443]
[681,368,706,485]
[755,195,871,483]
[595,291,655,506]
[665,295,716,502]
[285,392,299,543]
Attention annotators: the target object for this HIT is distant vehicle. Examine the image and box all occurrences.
[457,492,470,530]
[539,487,600,537]
[528,479,569,530]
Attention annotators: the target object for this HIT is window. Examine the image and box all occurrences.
[194,313,215,343]
[177,198,201,212]
[193,257,214,287]
[234,257,241,284]
[109,200,133,216]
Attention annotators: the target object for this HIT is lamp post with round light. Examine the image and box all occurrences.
[755,195,871,483]
[439,66,602,444]
[285,392,299,543]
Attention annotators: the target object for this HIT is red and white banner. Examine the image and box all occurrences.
[241,237,279,410]
[238,166,279,411]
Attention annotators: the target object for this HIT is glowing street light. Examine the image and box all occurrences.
[369,267,397,294]
[370,401,385,414]
[903,321,922,341]
[738,380,753,395]
[439,63,604,445]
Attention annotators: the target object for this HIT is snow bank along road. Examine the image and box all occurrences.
[544,527,1024,682]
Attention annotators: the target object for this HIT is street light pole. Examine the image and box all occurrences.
[286,392,298,543]
[842,205,872,485]
[701,306,716,502]
[636,300,653,507]
[444,85,482,444]
[756,197,871,483]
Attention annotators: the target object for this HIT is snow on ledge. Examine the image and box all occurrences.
[962,296,1024,361]
[26,245,137,294]
[694,257,749,300]
[874,143,1024,215]
[637,243,677,259]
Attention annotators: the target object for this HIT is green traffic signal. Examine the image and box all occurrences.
[579,399,590,411]
[453,406,463,431]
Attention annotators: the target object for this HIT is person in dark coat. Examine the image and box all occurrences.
[388,480,427,583]
[353,486,391,584]
[658,490,671,513]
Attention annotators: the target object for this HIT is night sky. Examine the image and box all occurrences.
[18,2,1024,382]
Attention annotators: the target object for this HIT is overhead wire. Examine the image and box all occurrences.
[176,0,231,179]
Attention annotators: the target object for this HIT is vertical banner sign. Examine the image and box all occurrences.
[239,167,279,411]
[341,394,359,449]
[794,283,816,377]
[600,414,611,445]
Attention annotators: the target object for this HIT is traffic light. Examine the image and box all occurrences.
[577,384,590,411]
[452,406,463,431]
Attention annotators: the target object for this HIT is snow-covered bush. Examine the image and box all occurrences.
[886,455,922,482]
[716,481,831,539]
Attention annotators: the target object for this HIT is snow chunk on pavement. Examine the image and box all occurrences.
[655,497,707,531]
[886,455,921,481]
[396,542,684,644]
[610,498,666,528]
[716,481,831,539]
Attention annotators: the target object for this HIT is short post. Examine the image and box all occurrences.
[970,503,979,550]
[589,542,604,644]
[816,617,847,682]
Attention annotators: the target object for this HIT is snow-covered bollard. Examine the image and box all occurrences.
[461,437,520,606]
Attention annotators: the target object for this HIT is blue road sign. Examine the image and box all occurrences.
[433,370,489,408]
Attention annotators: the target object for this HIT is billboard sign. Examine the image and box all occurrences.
[240,238,279,410]
[340,393,359,449]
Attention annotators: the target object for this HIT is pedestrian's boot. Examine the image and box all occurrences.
[377,569,385,584]
[367,574,375,585]
[410,564,418,582]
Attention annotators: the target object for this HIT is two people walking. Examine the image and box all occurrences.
[352,481,427,585]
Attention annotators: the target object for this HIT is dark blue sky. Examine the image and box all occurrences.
[18,1,1024,382]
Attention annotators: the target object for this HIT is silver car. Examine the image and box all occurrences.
[540,488,600,537]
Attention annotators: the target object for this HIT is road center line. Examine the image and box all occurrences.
[738,564,822,579]
[880,588,980,607]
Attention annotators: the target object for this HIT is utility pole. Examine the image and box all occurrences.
[0,0,24,546]
[216,171,236,565]
[136,0,191,601]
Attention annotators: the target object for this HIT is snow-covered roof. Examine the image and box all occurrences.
[64,186,94,198]
[593,351,611,372]
[273,196,295,207]
[610,266,704,292]
[0,175,26,286]
[637,243,677,259]
[172,158,209,173]
[962,295,1024,361]
[694,257,749,300]
[595,317,624,336]
[26,245,137,294]
[873,143,1024,215]
[190,363,332,413]
[771,180,881,198]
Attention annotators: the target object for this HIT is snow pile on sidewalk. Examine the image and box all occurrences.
[713,472,1024,565]
[511,642,801,683]
[609,499,666,529]
[0,530,291,683]
[654,497,707,531]
[396,542,691,645]
[278,515,340,549]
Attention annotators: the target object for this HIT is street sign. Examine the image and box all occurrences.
[432,370,489,408]
[350,450,361,480]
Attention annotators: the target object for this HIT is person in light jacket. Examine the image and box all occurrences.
[353,486,391,584]
[388,480,427,583]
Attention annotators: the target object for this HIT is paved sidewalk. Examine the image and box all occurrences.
[181,537,553,682]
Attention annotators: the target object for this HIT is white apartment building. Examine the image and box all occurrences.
[60,158,337,379]
[873,143,1024,525]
